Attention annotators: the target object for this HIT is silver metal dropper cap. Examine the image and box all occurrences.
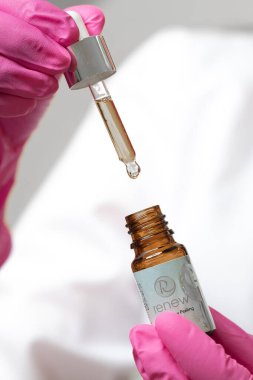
[65,11,116,90]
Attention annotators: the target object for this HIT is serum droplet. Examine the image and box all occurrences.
[126,161,141,179]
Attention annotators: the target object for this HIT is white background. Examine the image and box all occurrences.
[2,1,253,379]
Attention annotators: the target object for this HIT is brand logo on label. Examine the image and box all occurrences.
[154,276,176,297]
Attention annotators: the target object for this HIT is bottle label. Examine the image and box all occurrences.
[134,256,215,332]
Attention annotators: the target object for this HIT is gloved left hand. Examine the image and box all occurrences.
[0,1,105,266]
[130,308,253,379]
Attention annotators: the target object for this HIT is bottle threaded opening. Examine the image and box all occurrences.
[125,205,174,250]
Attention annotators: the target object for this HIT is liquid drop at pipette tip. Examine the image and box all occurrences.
[126,161,141,179]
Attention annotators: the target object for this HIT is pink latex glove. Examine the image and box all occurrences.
[130,308,253,379]
[0,1,105,266]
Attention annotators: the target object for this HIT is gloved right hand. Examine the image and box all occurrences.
[0,0,105,266]
[130,308,253,379]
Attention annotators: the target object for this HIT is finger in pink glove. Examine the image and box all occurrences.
[0,1,105,266]
[130,310,253,380]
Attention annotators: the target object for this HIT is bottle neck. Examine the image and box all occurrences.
[125,206,176,257]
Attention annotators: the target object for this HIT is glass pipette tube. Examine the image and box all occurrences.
[90,81,141,179]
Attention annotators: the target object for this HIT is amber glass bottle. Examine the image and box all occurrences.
[125,205,215,333]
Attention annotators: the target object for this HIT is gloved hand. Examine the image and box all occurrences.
[0,1,105,266]
[130,308,253,379]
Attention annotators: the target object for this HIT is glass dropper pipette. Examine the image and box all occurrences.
[90,81,140,179]
[66,11,140,179]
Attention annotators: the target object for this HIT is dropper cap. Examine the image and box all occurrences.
[65,11,116,90]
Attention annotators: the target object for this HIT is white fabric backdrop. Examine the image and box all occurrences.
[2,28,253,379]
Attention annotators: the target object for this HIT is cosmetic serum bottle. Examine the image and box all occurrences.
[125,205,215,333]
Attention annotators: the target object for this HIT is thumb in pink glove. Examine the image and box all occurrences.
[130,308,253,379]
[0,1,105,266]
